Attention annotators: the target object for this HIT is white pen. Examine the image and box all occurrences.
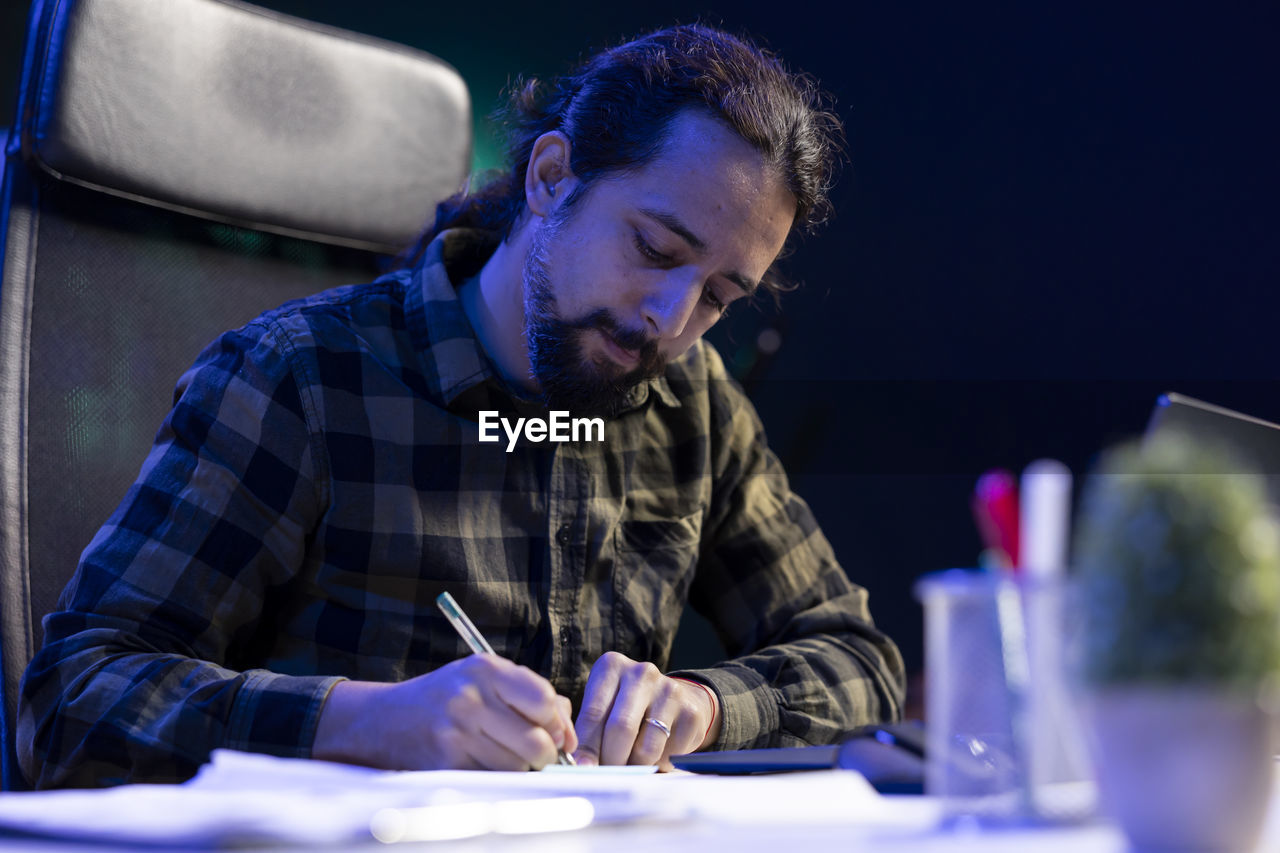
[435,591,576,766]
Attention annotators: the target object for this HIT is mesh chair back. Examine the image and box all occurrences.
[0,0,470,789]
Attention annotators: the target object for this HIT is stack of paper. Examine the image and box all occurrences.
[0,750,904,846]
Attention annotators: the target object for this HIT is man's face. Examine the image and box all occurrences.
[523,110,797,418]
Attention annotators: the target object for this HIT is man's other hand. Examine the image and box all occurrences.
[572,651,721,768]
[312,655,576,770]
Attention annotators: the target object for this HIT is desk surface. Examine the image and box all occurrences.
[0,752,1277,853]
[0,812,1140,853]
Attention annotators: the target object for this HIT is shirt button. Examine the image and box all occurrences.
[560,626,572,644]
[555,524,571,547]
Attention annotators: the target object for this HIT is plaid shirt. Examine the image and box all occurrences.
[19,229,905,788]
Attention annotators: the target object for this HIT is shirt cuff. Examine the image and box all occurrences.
[224,670,347,758]
[667,665,781,751]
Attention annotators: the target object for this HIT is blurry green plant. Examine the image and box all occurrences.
[1073,432,1280,686]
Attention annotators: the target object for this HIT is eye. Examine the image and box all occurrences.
[632,231,673,264]
[701,286,727,313]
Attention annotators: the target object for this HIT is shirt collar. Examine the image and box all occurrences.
[398,228,499,408]
[401,228,682,415]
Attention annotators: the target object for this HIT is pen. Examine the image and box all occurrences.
[971,468,1020,571]
[1018,458,1072,581]
[435,591,576,766]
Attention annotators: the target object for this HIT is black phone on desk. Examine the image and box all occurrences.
[669,721,926,794]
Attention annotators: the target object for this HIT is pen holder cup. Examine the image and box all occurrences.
[915,570,1095,826]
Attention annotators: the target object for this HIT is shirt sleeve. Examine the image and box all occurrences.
[669,357,907,751]
[17,319,341,789]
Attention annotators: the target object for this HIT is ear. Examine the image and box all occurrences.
[524,131,578,218]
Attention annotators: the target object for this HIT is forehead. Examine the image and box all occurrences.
[592,111,797,271]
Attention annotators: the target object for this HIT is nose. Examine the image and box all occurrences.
[640,271,703,340]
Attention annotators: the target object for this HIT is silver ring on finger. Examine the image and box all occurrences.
[643,717,672,737]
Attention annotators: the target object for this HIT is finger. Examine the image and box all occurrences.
[574,653,626,766]
[481,658,561,723]
[600,661,663,766]
[464,725,541,771]
[629,707,674,766]
[556,695,578,756]
[472,700,567,768]
[662,681,709,761]
[476,657,573,751]
[464,669,567,768]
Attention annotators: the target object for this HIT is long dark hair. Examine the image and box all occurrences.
[399,24,844,296]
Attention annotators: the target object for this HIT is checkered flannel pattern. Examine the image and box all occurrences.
[18,229,905,788]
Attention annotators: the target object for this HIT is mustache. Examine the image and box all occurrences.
[565,309,659,358]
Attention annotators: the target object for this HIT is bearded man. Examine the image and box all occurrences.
[18,24,905,789]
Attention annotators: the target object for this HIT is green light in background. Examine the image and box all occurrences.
[470,117,504,175]
[207,225,273,256]
[455,62,517,177]
[281,239,327,268]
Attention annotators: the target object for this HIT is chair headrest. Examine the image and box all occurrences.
[14,0,472,253]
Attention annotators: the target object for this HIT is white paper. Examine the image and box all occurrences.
[0,750,890,847]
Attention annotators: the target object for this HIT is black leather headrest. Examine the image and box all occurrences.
[14,0,471,252]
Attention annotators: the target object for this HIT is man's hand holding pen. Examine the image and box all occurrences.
[312,656,577,771]
[314,592,718,772]
[433,591,721,769]
[313,652,719,772]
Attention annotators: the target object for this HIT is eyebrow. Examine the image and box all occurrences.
[638,207,759,297]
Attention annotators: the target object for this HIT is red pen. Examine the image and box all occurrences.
[971,468,1020,571]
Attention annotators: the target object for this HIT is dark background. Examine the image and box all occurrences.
[5,0,1279,703]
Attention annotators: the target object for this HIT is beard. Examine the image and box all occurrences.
[522,214,666,419]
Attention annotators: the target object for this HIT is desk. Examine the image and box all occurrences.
[0,752,1277,852]
[0,810,1131,853]
[0,808,1143,853]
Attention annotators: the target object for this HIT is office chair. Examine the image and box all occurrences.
[0,0,470,790]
